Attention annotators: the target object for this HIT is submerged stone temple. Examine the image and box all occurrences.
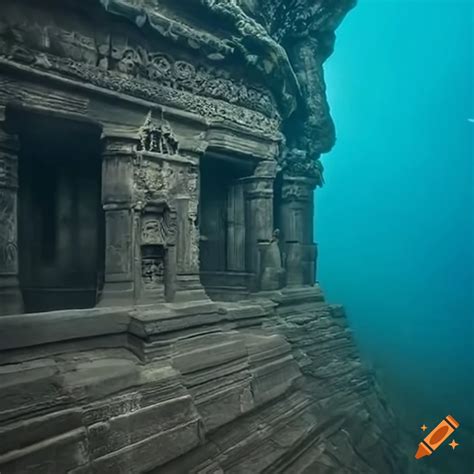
[0,1,429,473]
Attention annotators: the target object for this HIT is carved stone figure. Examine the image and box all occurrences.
[137,112,179,155]
[0,191,17,271]
[141,256,164,289]
[259,228,285,290]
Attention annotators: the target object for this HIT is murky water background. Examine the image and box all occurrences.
[317,0,473,471]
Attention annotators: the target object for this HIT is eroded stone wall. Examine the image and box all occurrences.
[0,289,430,473]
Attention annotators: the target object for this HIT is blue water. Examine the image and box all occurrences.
[317,0,473,468]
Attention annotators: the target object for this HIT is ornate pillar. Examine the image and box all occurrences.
[136,200,178,304]
[0,122,23,315]
[99,133,137,307]
[280,176,318,287]
[241,160,277,291]
[131,112,206,304]
[174,185,207,302]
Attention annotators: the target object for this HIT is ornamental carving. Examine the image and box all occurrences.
[0,191,17,273]
[140,204,176,291]
[0,130,19,189]
[106,37,276,118]
[142,257,164,290]
[133,156,195,209]
[142,220,166,246]
[0,15,281,133]
[281,180,315,202]
[279,148,324,186]
[141,211,176,247]
[190,225,200,272]
[0,158,17,189]
[133,159,167,207]
[137,113,179,155]
[186,165,199,197]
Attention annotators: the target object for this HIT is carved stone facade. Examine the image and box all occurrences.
[0,124,22,314]
[0,1,281,138]
[0,1,429,474]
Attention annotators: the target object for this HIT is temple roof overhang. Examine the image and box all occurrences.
[98,0,356,159]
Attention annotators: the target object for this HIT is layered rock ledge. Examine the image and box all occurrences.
[0,288,419,473]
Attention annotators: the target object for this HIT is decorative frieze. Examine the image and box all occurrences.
[0,10,281,135]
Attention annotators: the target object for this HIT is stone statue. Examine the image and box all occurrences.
[268,228,283,269]
[259,228,286,290]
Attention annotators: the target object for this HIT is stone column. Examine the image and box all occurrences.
[280,176,318,287]
[241,160,277,291]
[98,133,137,307]
[174,195,207,301]
[0,123,23,315]
[226,182,246,272]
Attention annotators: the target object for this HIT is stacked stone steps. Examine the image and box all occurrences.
[0,287,428,473]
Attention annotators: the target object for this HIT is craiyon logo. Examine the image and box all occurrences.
[415,415,460,460]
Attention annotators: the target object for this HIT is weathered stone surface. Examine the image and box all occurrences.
[0,307,131,351]
[0,294,435,473]
[0,1,437,473]
[0,428,89,474]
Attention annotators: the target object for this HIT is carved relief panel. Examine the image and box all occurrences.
[0,191,18,273]
[137,112,179,155]
[132,113,200,283]
[141,210,176,247]
[141,247,165,291]
[0,1,281,135]
[187,166,200,273]
[139,204,176,298]
[0,127,20,277]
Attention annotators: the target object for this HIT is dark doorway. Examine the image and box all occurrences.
[199,152,253,299]
[13,108,104,313]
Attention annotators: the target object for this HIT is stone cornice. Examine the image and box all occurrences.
[98,0,301,118]
[0,0,355,184]
[96,0,356,181]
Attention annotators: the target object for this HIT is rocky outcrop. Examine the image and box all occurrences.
[0,288,428,473]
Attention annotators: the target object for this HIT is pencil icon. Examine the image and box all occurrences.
[415,415,460,459]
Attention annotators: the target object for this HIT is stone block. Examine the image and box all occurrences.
[0,428,88,474]
[87,395,199,459]
[90,420,201,473]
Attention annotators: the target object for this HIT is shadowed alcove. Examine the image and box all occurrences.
[8,106,104,312]
[199,152,254,299]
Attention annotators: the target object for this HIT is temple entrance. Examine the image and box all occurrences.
[199,153,253,299]
[13,109,104,313]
